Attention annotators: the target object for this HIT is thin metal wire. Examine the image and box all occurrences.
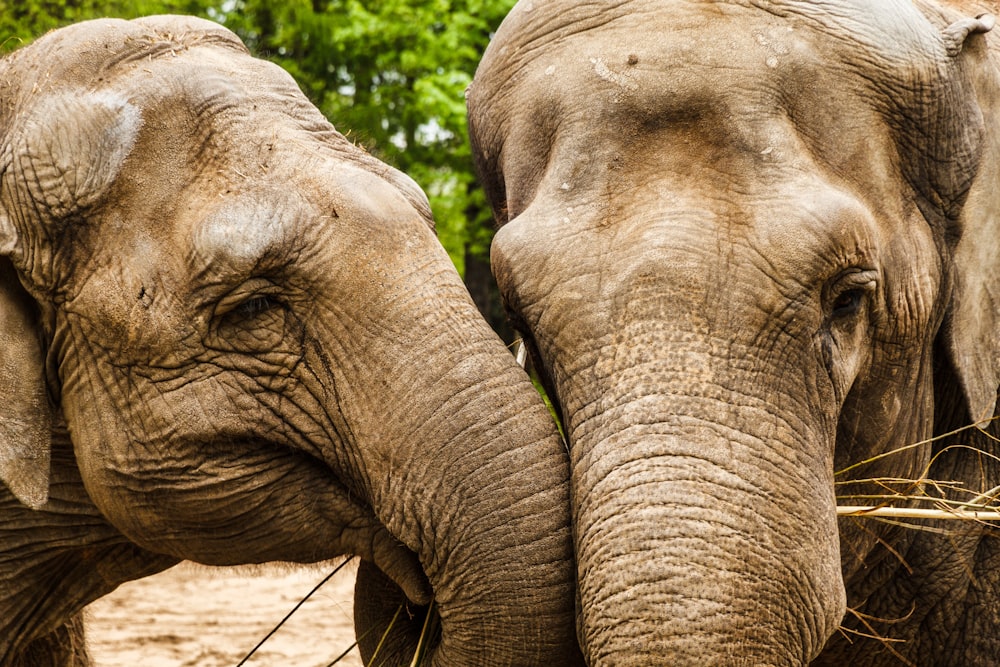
[325,640,359,666]
[236,556,355,666]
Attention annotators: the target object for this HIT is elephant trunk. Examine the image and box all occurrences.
[351,330,582,666]
[571,393,845,666]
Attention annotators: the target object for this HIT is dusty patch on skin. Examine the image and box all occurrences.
[589,57,638,101]
[0,215,16,255]
[752,28,792,68]
[0,415,50,509]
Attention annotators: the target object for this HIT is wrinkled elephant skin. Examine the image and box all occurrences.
[468,1,1000,665]
[0,17,581,666]
[1,421,178,666]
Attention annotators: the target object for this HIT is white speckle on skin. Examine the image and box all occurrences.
[545,65,556,76]
[761,146,774,155]
[753,29,789,69]
[88,91,143,181]
[590,57,638,92]
[561,182,571,191]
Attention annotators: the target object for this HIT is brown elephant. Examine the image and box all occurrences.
[468,0,1000,664]
[0,16,581,666]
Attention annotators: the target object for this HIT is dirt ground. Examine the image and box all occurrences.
[85,560,362,667]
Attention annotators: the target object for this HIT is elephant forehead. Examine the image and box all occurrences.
[487,0,941,85]
[472,0,946,221]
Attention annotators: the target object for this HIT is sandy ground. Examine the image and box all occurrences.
[85,560,362,667]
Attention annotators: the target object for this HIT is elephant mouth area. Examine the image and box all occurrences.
[233,439,434,606]
[365,528,434,607]
[92,436,432,605]
[251,439,434,606]
[355,559,443,663]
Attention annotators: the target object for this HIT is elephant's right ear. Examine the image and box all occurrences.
[0,214,52,509]
[938,15,1000,426]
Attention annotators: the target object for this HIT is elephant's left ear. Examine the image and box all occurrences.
[947,188,1000,425]
[0,216,52,509]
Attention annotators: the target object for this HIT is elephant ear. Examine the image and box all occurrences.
[942,13,996,56]
[0,229,51,509]
[947,158,1000,425]
[0,37,144,509]
[941,13,1000,424]
[0,53,51,509]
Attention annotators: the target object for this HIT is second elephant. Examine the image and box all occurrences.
[469,0,1000,664]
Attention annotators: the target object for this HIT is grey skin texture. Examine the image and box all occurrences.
[0,417,177,666]
[468,0,1000,665]
[0,16,582,666]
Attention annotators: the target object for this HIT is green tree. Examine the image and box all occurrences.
[0,0,218,49]
[1,0,516,339]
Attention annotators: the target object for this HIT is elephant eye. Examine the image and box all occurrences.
[209,280,288,353]
[831,289,864,318]
[826,269,878,321]
[214,279,284,321]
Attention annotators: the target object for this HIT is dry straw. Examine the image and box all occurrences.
[835,417,1000,524]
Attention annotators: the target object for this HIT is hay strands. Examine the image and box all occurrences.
[838,479,1000,521]
[838,480,1000,521]
[835,417,1000,522]
[836,505,1000,520]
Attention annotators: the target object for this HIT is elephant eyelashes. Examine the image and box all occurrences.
[209,280,288,352]
[214,279,284,320]
[234,294,278,318]
[826,270,878,321]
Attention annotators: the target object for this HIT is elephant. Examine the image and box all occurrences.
[467,0,1000,664]
[0,15,583,666]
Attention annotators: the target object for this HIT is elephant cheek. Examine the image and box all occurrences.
[570,409,846,666]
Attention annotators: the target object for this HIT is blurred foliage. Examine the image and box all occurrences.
[0,0,515,299]
[0,0,217,47]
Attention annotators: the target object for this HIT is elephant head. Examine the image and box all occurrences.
[0,16,581,665]
[468,0,1000,664]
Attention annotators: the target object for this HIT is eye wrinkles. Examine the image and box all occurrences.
[184,189,323,298]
